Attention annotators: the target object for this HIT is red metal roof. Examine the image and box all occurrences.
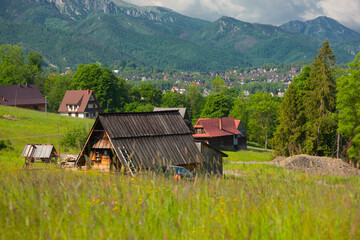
[58,90,99,113]
[0,84,46,106]
[192,117,241,138]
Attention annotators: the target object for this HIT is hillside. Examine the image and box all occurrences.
[0,0,359,70]
[0,105,94,167]
[188,17,322,65]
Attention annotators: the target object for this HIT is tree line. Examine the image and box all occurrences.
[1,42,359,164]
[274,40,360,164]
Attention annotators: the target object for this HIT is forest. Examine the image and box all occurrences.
[0,41,359,164]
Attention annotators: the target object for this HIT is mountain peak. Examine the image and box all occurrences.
[280,16,360,42]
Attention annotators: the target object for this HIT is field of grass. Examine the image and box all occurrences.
[1,168,360,239]
[1,106,360,239]
[223,143,274,162]
[0,105,93,168]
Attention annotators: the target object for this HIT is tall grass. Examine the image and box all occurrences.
[1,168,360,239]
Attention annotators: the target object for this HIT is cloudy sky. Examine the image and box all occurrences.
[124,0,360,32]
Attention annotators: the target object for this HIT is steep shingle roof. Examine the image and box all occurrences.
[0,84,46,106]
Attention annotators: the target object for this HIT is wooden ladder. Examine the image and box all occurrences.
[119,146,137,176]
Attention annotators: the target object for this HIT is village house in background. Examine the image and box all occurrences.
[153,107,194,133]
[21,144,58,167]
[0,84,47,111]
[234,119,248,150]
[193,117,247,151]
[76,111,209,174]
[58,90,101,118]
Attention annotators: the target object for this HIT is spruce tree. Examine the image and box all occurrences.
[304,40,337,156]
[274,83,306,156]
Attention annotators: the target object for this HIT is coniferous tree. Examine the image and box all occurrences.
[274,83,306,156]
[304,40,337,156]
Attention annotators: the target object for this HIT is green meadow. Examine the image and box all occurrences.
[223,143,274,163]
[0,105,93,168]
[1,106,360,239]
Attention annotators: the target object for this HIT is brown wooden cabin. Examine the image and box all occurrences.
[76,111,205,173]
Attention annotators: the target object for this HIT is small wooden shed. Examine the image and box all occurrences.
[21,144,58,166]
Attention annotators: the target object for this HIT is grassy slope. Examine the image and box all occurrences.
[0,105,93,167]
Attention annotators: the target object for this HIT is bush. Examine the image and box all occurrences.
[61,126,88,150]
[0,140,13,151]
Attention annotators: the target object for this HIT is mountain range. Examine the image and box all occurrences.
[1,0,359,71]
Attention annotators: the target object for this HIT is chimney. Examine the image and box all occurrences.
[219,118,222,130]
[87,89,90,94]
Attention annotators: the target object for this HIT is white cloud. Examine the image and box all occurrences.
[123,0,360,32]
[318,0,360,31]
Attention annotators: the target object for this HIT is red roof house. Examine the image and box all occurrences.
[58,90,101,119]
[193,117,247,150]
[0,84,47,111]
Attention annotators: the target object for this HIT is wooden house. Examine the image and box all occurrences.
[0,84,47,111]
[58,90,101,119]
[193,117,247,151]
[21,144,58,165]
[76,111,205,173]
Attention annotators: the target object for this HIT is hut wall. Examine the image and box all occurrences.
[198,143,223,175]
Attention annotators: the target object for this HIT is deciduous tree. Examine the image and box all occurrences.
[337,53,360,163]
[246,92,280,150]
[200,93,233,118]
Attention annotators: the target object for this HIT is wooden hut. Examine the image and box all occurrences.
[21,144,58,167]
[76,111,205,174]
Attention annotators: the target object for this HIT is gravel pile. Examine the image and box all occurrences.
[271,154,360,176]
